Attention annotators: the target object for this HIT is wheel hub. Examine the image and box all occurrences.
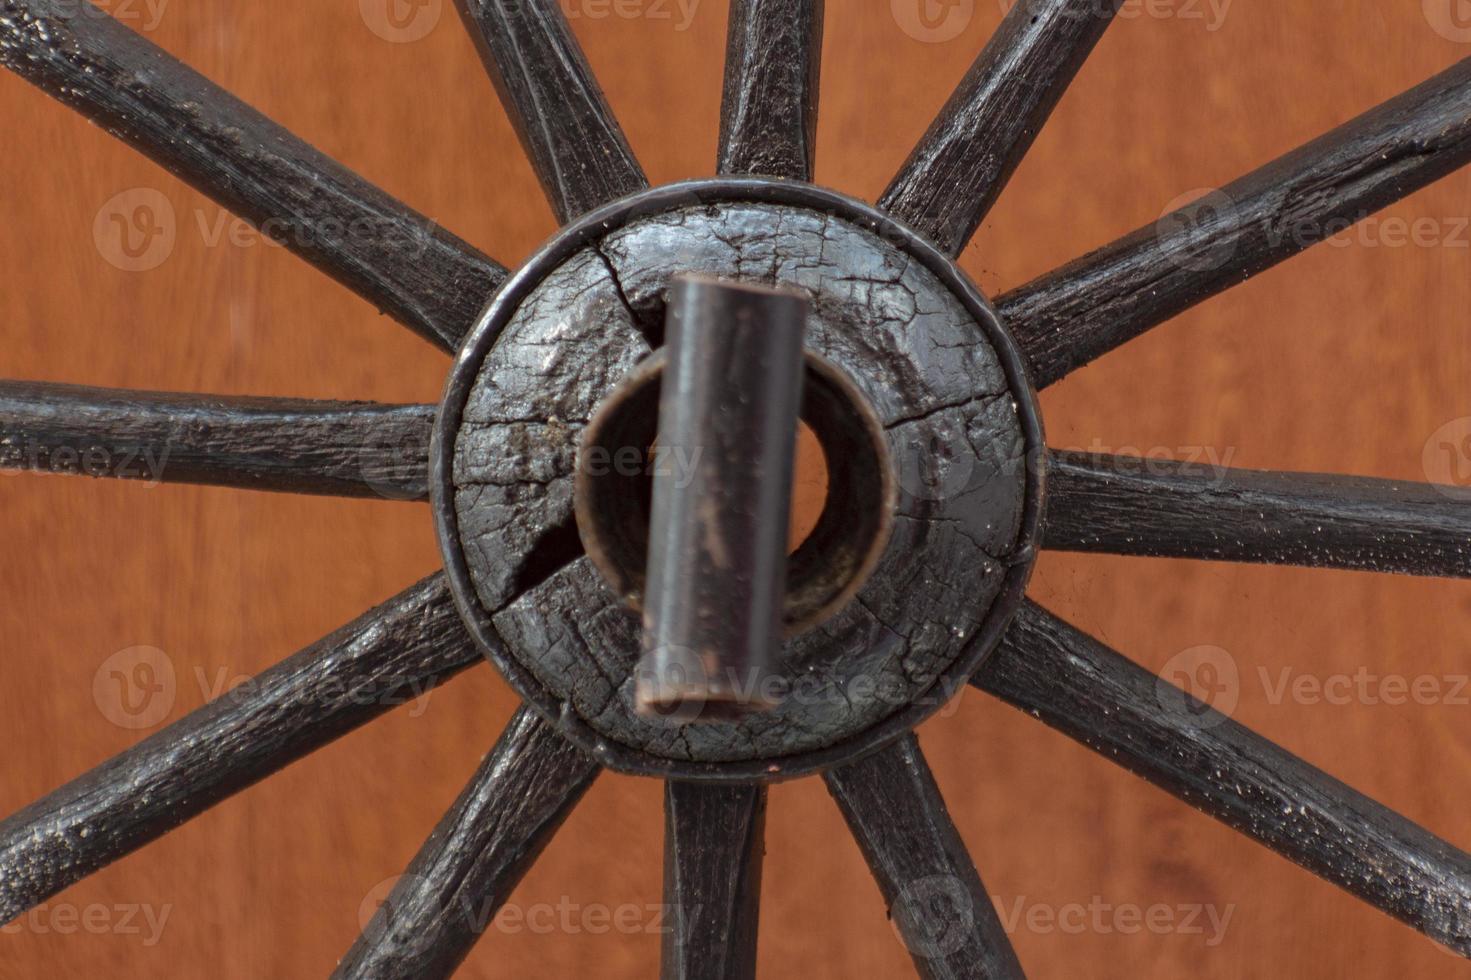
[431,178,1046,780]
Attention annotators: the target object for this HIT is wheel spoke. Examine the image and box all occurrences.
[0,574,480,923]
[879,0,1122,257]
[453,0,648,223]
[975,601,1471,955]
[1044,450,1471,579]
[825,736,1025,980]
[1002,57,1471,387]
[334,707,598,979]
[0,2,505,353]
[0,380,435,501]
[661,782,766,980]
[717,0,824,181]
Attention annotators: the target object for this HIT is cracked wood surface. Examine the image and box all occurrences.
[450,197,1033,773]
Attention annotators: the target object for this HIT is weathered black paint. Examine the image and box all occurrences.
[639,277,808,717]
[0,1,506,353]
[0,574,482,924]
[662,782,766,980]
[1045,450,1471,579]
[334,708,599,979]
[453,0,649,224]
[1001,56,1471,387]
[825,735,1026,979]
[0,380,434,500]
[718,0,824,181]
[976,602,1471,955]
[880,0,1123,258]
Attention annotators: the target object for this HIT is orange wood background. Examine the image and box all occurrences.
[3,1,1470,976]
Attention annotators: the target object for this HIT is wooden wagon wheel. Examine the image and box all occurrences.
[2,1,1470,976]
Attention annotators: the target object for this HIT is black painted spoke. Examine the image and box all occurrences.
[880,0,1121,257]
[825,736,1025,980]
[717,0,824,181]
[661,782,766,980]
[975,601,1471,955]
[0,2,507,353]
[334,708,599,979]
[454,0,648,223]
[1002,57,1471,387]
[0,380,435,501]
[0,574,481,924]
[1045,450,1471,579]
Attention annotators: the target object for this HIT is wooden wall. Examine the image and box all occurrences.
[2,1,1468,976]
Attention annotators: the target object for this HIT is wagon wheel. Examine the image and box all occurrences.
[2,0,1469,976]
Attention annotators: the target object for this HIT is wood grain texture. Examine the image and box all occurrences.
[825,736,1025,979]
[2,2,1469,976]
[453,0,649,223]
[1001,55,1471,387]
[1044,450,1471,579]
[0,573,481,925]
[975,601,1471,955]
[0,380,435,500]
[661,782,766,980]
[334,708,599,979]
[880,0,1122,257]
[0,0,507,353]
[717,0,823,181]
